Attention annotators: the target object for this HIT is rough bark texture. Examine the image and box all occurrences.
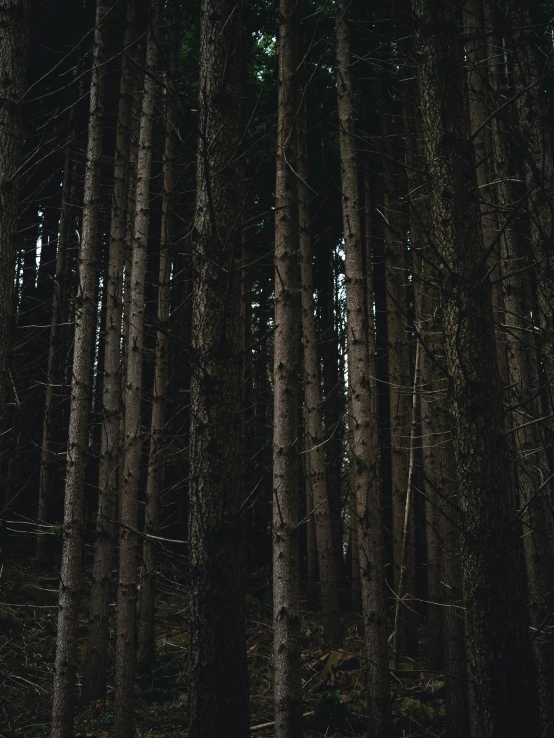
[485,4,554,731]
[412,1,540,736]
[317,232,345,601]
[50,2,110,736]
[298,100,341,646]
[335,2,392,736]
[505,1,554,419]
[411,201,468,733]
[464,0,507,386]
[187,2,249,737]
[114,4,158,736]
[37,105,75,564]
[273,2,302,736]
[0,0,29,467]
[382,119,416,656]
[83,0,139,704]
[138,13,180,666]
[404,96,445,672]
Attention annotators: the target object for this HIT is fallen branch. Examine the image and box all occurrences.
[250,712,314,732]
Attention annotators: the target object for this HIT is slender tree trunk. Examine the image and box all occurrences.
[317,232,345,601]
[403,94,445,671]
[412,1,540,736]
[0,0,29,492]
[382,119,416,656]
[187,2,249,736]
[505,0,554,418]
[114,3,158,736]
[138,12,180,667]
[50,3,111,736]
[37,106,76,564]
[273,1,302,736]
[437,399,469,738]
[335,2,392,735]
[298,98,341,646]
[305,435,318,610]
[484,4,554,731]
[82,0,139,704]
[392,336,420,670]
[464,0,508,387]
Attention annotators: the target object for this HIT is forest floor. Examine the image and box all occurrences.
[0,554,447,737]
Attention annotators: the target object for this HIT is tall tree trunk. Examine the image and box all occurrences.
[114,3,158,736]
[187,2,249,736]
[82,0,139,704]
[138,10,180,668]
[382,117,416,657]
[484,4,554,731]
[412,1,540,736]
[0,0,29,501]
[505,0,554,418]
[403,93,446,672]
[273,1,302,736]
[464,0,508,387]
[316,231,345,602]
[50,2,111,736]
[298,98,341,646]
[37,105,76,564]
[335,2,392,735]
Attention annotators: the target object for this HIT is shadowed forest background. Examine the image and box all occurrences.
[1,0,554,737]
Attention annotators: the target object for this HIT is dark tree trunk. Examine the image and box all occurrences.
[114,3,158,736]
[0,0,29,450]
[37,105,77,565]
[335,2,392,735]
[82,0,140,704]
[297,98,341,646]
[50,2,110,736]
[138,8,180,668]
[272,1,302,736]
[412,1,540,735]
[187,1,249,736]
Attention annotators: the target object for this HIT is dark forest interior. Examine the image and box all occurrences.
[1,1,554,737]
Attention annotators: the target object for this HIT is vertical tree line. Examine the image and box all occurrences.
[1,1,554,737]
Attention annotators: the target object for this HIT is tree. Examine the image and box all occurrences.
[50,2,111,736]
[187,1,249,736]
[272,1,303,736]
[82,0,140,703]
[335,1,392,735]
[114,2,158,736]
[412,0,540,734]
[37,100,78,564]
[297,97,341,647]
[138,5,181,668]
[0,0,30,503]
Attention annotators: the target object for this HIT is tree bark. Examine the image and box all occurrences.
[464,0,508,387]
[0,0,29,469]
[297,98,341,646]
[505,0,554,420]
[412,1,540,735]
[335,2,392,735]
[82,0,139,704]
[114,3,158,736]
[273,1,302,736]
[37,104,76,565]
[138,9,180,668]
[382,117,416,656]
[316,231,345,602]
[187,1,249,736]
[484,4,554,731]
[50,2,111,736]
